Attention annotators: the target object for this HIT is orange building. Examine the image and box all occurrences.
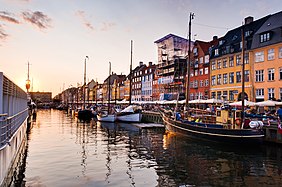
[251,11,282,101]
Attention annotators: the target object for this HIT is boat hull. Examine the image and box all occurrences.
[97,114,116,122]
[117,113,142,122]
[162,114,264,144]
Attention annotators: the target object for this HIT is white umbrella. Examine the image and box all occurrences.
[203,98,224,104]
[255,100,279,107]
[229,100,256,107]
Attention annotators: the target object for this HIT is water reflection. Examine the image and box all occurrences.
[9,109,282,186]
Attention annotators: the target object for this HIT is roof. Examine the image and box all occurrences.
[255,11,282,34]
[154,33,188,43]
[251,11,282,49]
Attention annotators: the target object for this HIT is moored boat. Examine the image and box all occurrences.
[116,105,142,122]
[97,110,116,122]
[161,111,264,144]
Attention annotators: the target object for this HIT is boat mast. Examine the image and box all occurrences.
[129,40,133,105]
[108,62,111,114]
[185,12,194,115]
[25,61,31,93]
[241,25,245,128]
[83,56,89,109]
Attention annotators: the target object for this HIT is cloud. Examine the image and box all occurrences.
[22,11,51,29]
[0,11,20,24]
[76,10,95,31]
[0,25,8,40]
[101,22,116,31]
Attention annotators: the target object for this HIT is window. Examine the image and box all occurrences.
[199,68,203,75]
[280,88,282,100]
[211,92,216,99]
[229,72,234,84]
[211,61,216,70]
[236,55,241,66]
[236,71,241,83]
[268,88,274,100]
[223,91,228,98]
[279,47,282,58]
[204,55,209,64]
[255,70,264,82]
[244,53,249,64]
[223,58,227,68]
[217,60,222,69]
[256,88,264,99]
[205,79,209,86]
[194,80,198,88]
[229,56,234,67]
[211,76,216,86]
[204,67,209,74]
[217,74,222,85]
[217,91,222,100]
[190,93,194,100]
[245,70,250,82]
[255,52,264,62]
[215,49,219,56]
[195,70,198,76]
[223,74,228,84]
[200,80,203,87]
[199,57,203,64]
[280,68,282,80]
[268,48,275,60]
[268,68,275,81]
[260,32,270,43]
[229,90,234,101]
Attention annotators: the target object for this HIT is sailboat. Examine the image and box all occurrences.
[161,13,265,144]
[97,62,117,122]
[116,40,142,123]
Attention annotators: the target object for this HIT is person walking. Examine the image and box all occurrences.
[277,106,282,122]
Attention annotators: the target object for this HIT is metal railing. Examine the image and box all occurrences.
[0,108,28,149]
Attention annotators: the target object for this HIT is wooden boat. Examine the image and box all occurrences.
[161,111,264,144]
[116,105,142,122]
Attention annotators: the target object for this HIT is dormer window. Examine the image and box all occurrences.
[245,30,252,37]
[215,49,219,56]
[260,32,271,43]
[232,35,238,41]
[219,40,224,46]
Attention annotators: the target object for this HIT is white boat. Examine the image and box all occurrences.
[116,105,142,122]
[97,111,116,122]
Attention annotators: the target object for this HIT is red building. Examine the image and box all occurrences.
[190,37,218,100]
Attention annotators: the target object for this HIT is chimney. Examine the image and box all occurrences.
[139,61,143,66]
[149,62,153,66]
[213,36,218,41]
[244,16,254,25]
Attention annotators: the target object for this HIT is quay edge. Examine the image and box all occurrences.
[142,111,282,144]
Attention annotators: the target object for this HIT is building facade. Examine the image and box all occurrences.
[251,11,282,101]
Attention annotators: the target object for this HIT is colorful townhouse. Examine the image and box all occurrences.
[251,11,282,101]
[210,15,270,102]
[190,38,218,100]
[154,34,191,100]
[131,62,146,102]
[141,62,156,101]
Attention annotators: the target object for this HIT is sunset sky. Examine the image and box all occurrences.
[0,0,281,96]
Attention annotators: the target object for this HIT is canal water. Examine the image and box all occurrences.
[10,109,282,186]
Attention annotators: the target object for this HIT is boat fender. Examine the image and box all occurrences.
[249,121,264,129]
